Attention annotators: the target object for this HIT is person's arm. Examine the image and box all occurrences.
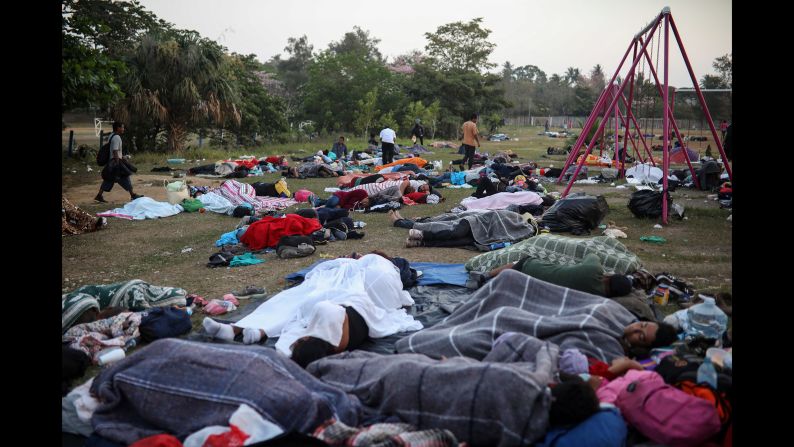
[486,261,519,279]
[398,180,410,195]
[110,135,122,160]
[474,124,481,147]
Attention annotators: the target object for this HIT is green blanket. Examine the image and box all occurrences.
[62,280,187,332]
[465,234,642,275]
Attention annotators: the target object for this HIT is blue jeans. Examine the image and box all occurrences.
[323,195,341,208]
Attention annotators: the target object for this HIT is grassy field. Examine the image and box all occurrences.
[62,124,732,320]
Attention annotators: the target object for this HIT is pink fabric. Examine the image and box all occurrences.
[336,171,414,187]
[294,189,313,202]
[460,191,543,210]
[129,434,183,447]
[599,370,721,447]
[213,180,297,212]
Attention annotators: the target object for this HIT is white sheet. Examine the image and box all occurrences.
[625,163,663,183]
[97,197,183,220]
[235,254,422,355]
[197,192,235,215]
[460,191,543,210]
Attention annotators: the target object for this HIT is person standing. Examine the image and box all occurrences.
[411,119,425,146]
[380,126,397,165]
[95,122,143,203]
[331,136,348,160]
[719,120,729,142]
[460,113,481,170]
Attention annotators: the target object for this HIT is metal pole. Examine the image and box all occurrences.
[68,130,74,158]
[558,38,639,182]
[662,15,670,225]
[637,36,699,187]
[561,15,663,196]
[615,107,644,163]
[619,94,656,166]
[620,41,639,176]
[669,15,732,182]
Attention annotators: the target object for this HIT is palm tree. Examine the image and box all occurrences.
[564,67,581,86]
[114,32,241,153]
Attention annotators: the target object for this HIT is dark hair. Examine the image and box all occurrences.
[291,337,335,368]
[607,275,633,297]
[651,322,679,348]
[470,113,479,120]
[63,347,91,396]
[112,121,124,131]
[549,380,600,427]
[339,136,345,140]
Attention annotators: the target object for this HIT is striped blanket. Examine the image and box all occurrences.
[61,280,187,332]
[412,210,537,251]
[465,234,642,275]
[213,180,297,212]
[395,269,636,362]
[90,339,363,445]
[309,335,558,447]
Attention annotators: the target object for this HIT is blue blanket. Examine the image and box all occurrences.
[285,260,469,288]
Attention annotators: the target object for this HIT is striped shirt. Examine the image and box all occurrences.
[348,180,403,195]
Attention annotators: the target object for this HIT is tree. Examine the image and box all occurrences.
[354,88,380,137]
[328,26,383,62]
[276,35,315,95]
[62,34,126,112]
[114,31,241,153]
[713,53,731,88]
[589,64,606,92]
[226,54,288,145]
[564,67,582,86]
[424,18,496,72]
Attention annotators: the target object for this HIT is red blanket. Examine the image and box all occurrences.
[240,214,322,250]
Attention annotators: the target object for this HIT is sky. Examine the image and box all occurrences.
[135,0,731,88]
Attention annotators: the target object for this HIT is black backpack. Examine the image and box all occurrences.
[96,133,116,166]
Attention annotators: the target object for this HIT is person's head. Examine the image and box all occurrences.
[291,336,335,368]
[470,113,479,122]
[358,197,371,209]
[604,274,633,297]
[112,121,125,134]
[370,133,376,139]
[415,118,421,124]
[623,321,678,350]
[418,184,430,193]
[404,185,415,194]
[338,136,345,143]
[549,375,600,427]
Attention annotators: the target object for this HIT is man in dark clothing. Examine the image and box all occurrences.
[411,119,425,146]
[95,122,143,203]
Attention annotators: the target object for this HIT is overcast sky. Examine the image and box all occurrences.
[136,0,731,88]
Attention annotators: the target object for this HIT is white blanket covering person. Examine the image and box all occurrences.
[234,254,422,355]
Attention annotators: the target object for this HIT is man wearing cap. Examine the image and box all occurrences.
[486,253,634,298]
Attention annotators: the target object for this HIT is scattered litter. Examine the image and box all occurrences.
[319,253,334,258]
[640,236,667,244]
[727,215,732,221]
[653,224,663,229]
[143,183,153,187]
[707,194,718,200]
[604,228,628,239]
[610,182,616,186]
[616,185,627,189]
[181,247,193,253]
[353,221,367,228]
[324,187,341,193]
[684,216,689,220]
[86,165,93,172]
[598,224,607,229]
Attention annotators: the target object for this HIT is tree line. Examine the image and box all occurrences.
[62,0,731,153]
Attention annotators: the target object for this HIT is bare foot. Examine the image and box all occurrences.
[387,209,399,223]
[393,210,404,220]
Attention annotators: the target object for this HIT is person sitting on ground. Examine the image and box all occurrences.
[485,253,634,298]
[367,133,378,147]
[202,254,422,367]
[331,136,349,160]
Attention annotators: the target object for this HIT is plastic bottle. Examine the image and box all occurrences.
[489,242,506,250]
[697,357,718,389]
[686,295,728,343]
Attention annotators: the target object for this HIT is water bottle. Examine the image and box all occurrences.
[489,242,506,250]
[697,357,718,389]
[686,295,728,343]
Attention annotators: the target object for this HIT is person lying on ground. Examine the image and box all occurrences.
[63,196,106,235]
[263,155,287,166]
[310,189,371,210]
[202,254,422,365]
[395,269,678,363]
[388,207,536,249]
[484,253,634,298]
[283,161,339,178]
[309,335,600,447]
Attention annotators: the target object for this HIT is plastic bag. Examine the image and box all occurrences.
[539,193,609,235]
[628,190,672,218]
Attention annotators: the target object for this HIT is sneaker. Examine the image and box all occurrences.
[405,238,423,248]
[94,194,108,203]
[130,193,144,200]
[408,229,423,240]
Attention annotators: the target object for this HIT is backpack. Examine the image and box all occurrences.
[276,235,316,259]
[675,380,733,428]
[655,353,733,398]
[97,133,115,166]
[612,370,721,447]
[207,251,236,268]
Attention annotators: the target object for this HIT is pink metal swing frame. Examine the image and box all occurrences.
[556,7,733,224]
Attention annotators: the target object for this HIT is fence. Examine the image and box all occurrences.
[505,115,721,133]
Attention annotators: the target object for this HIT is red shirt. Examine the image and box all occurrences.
[404,192,428,203]
[334,189,368,209]
[265,156,282,165]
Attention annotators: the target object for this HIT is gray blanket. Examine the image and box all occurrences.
[90,339,363,445]
[413,209,536,251]
[395,269,636,362]
[308,336,558,447]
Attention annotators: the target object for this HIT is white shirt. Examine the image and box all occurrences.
[380,128,396,144]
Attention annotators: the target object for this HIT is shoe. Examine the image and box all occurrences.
[94,194,107,203]
[408,229,423,240]
[130,193,144,200]
[232,286,265,297]
[405,238,423,248]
